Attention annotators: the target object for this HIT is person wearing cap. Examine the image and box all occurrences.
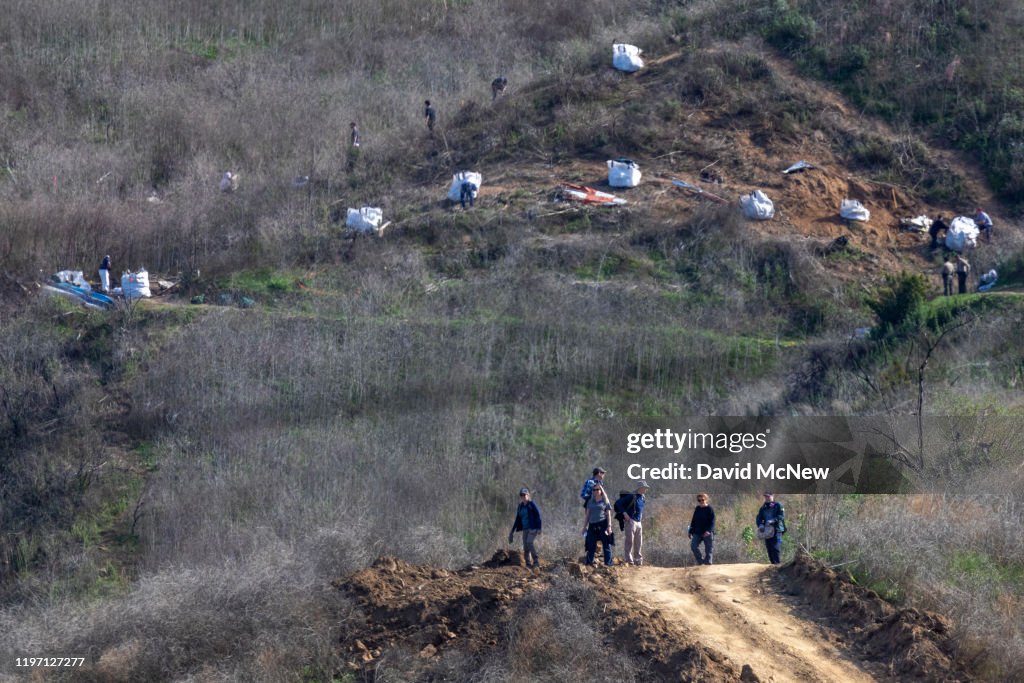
[508,488,542,568]
[580,467,606,508]
[756,492,786,565]
[98,254,111,292]
[622,481,649,566]
[687,492,715,565]
[582,484,614,566]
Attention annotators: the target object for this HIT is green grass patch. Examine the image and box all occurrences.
[222,268,298,296]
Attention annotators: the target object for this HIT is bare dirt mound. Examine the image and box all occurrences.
[333,552,974,681]
[779,552,971,681]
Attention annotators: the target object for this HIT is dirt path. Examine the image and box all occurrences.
[618,564,878,683]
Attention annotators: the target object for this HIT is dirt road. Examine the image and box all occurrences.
[618,563,878,682]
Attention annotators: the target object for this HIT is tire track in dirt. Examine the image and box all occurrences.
[618,564,878,683]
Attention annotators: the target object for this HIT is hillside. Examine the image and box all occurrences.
[1,1,1023,682]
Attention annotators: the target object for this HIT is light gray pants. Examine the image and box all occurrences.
[624,519,643,565]
[522,529,540,566]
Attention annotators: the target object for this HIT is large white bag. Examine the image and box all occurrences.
[121,269,151,299]
[447,171,482,202]
[346,207,384,233]
[607,159,641,188]
[612,44,644,72]
[945,216,979,252]
[740,190,775,220]
[840,199,870,222]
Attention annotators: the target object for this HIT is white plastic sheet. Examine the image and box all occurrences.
[840,199,870,222]
[945,216,979,252]
[346,207,384,233]
[447,171,482,202]
[612,44,644,73]
[121,269,151,299]
[740,190,775,220]
[607,159,641,188]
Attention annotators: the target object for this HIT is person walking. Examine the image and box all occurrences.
[940,256,955,296]
[98,254,111,293]
[974,207,993,243]
[622,481,649,566]
[424,100,436,133]
[580,467,606,507]
[756,492,785,565]
[687,492,715,565]
[955,254,971,294]
[508,487,542,569]
[928,215,948,250]
[582,485,614,566]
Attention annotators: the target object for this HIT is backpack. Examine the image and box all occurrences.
[613,492,635,530]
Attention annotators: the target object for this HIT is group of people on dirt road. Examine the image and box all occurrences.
[508,468,787,569]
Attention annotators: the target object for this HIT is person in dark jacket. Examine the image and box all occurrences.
[509,488,542,568]
[755,492,786,564]
[928,215,948,250]
[491,76,508,101]
[98,255,111,292]
[424,100,436,133]
[687,492,715,565]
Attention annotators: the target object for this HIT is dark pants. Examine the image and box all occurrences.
[957,272,968,294]
[765,534,782,564]
[585,523,613,566]
[691,533,713,565]
[460,183,475,208]
[942,273,953,296]
[522,529,539,567]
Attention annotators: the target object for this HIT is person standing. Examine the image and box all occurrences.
[350,121,361,148]
[424,100,436,133]
[940,256,955,296]
[98,255,111,293]
[687,492,715,565]
[459,179,477,209]
[622,481,649,566]
[756,492,785,565]
[580,467,606,508]
[974,207,993,243]
[582,485,614,566]
[955,254,971,294]
[928,215,948,250]
[508,487,542,569]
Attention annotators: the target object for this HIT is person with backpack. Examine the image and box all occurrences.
[687,492,715,565]
[580,467,606,507]
[582,485,614,566]
[508,487,542,569]
[755,492,786,565]
[617,481,648,566]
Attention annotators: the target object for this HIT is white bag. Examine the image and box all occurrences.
[346,207,384,233]
[945,216,979,252]
[607,159,641,188]
[447,171,482,202]
[612,44,644,73]
[740,190,775,220]
[840,199,870,222]
[121,269,151,299]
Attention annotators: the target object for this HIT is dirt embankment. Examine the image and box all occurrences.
[334,552,973,681]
